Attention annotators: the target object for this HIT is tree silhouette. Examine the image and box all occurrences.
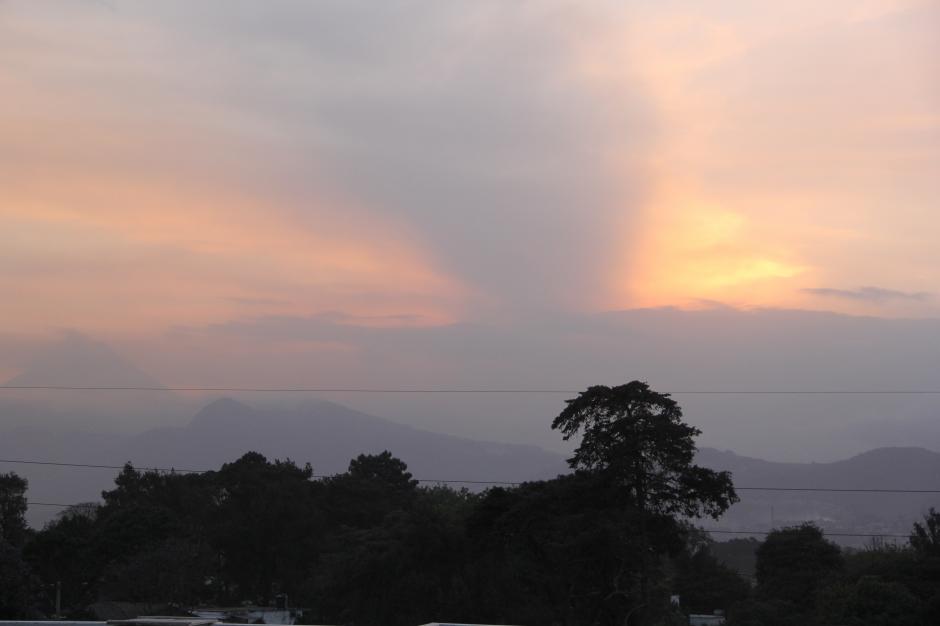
[0,473,29,548]
[551,381,738,625]
[910,507,940,558]
[0,472,34,618]
[552,381,737,519]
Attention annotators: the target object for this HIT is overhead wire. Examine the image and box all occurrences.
[3,457,939,492]
[0,458,521,484]
[9,460,928,541]
[6,385,933,541]
[23,500,916,540]
[4,385,940,394]
[701,529,911,539]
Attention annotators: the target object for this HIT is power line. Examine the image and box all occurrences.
[3,458,939,493]
[0,458,520,485]
[735,486,940,494]
[0,458,208,474]
[702,529,911,539]
[4,385,940,394]
[0,385,576,393]
[28,501,82,508]
[21,500,915,540]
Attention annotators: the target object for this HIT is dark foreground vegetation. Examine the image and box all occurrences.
[1,382,939,625]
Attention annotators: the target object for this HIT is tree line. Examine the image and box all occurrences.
[1,381,939,625]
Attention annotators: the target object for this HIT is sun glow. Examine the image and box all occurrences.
[626,189,807,309]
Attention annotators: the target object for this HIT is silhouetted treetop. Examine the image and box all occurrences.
[910,507,940,558]
[552,381,737,519]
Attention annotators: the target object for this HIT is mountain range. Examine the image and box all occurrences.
[2,336,938,542]
[0,396,568,527]
[696,446,940,540]
[3,393,938,543]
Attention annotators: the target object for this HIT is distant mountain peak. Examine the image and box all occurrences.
[698,445,940,469]
[7,332,163,389]
[190,397,257,430]
[846,446,937,460]
[201,397,253,413]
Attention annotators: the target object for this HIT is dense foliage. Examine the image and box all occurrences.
[0,472,35,618]
[720,517,940,626]
[1,382,938,625]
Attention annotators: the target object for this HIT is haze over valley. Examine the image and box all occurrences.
[3,334,939,542]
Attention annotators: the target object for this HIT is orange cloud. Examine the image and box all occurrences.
[573,1,939,315]
[1,171,466,333]
[2,0,938,331]
[624,187,807,308]
[0,4,470,335]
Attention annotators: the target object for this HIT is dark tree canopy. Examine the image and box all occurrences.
[552,381,737,519]
[0,541,35,619]
[21,388,940,625]
[24,512,98,614]
[674,544,751,615]
[817,577,922,626]
[0,472,29,548]
[347,450,417,489]
[468,472,696,626]
[210,452,323,604]
[910,507,940,558]
[548,382,740,625]
[326,451,419,529]
[0,472,34,619]
[756,524,843,607]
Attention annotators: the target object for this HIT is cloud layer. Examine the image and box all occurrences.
[804,287,931,303]
[3,0,938,336]
[0,0,938,435]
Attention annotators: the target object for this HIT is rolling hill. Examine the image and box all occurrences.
[696,446,940,540]
[2,336,938,541]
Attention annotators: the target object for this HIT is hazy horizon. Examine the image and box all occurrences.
[5,304,940,464]
[3,0,940,464]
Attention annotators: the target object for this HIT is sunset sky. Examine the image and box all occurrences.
[2,0,940,460]
[3,0,938,338]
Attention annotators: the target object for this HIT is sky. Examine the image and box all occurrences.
[2,0,939,460]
